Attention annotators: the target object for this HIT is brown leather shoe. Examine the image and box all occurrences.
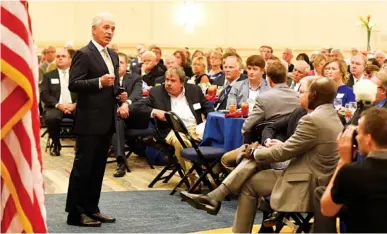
[90,212,116,223]
[67,214,101,227]
[180,191,221,215]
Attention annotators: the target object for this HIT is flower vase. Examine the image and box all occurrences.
[367,30,372,52]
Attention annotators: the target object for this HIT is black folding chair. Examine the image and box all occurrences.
[45,118,75,152]
[165,112,226,195]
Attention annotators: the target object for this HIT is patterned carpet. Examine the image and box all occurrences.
[45,191,263,233]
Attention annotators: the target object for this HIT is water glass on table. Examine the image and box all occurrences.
[334,98,343,110]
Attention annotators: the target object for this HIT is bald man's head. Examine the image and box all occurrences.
[307,77,337,110]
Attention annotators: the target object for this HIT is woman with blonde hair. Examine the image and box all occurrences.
[207,50,223,81]
[323,59,355,106]
[309,54,327,76]
[189,56,211,93]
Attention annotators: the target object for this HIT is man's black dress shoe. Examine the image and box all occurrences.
[67,214,101,227]
[90,212,116,223]
[50,144,61,156]
[263,211,285,227]
[180,191,221,215]
[114,164,126,177]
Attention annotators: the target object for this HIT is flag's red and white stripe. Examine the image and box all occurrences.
[1,1,47,233]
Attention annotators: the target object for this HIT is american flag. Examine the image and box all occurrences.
[1,1,47,233]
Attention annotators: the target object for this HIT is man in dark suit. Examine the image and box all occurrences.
[347,54,367,88]
[150,45,167,72]
[131,67,214,181]
[40,48,77,156]
[111,52,143,177]
[132,51,165,88]
[66,12,121,227]
[213,55,247,110]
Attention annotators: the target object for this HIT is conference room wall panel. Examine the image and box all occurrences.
[29,1,387,56]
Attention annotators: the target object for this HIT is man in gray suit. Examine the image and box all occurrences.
[181,77,343,233]
[226,55,270,109]
[242,62,299,141]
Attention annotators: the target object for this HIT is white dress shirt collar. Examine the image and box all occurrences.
[91,39,106,53]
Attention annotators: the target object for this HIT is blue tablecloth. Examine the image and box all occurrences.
[201,112,245,151]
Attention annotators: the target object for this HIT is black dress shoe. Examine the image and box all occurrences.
[263,211,285,227]
[113,164,126,177]
[50,144,61,156]
[67,214,101,227]
[90,212,116,223]
[180,191,221,215]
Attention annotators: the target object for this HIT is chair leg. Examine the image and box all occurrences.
[163,167,178,183]
[148,163,173,188]
[170,166,195,195]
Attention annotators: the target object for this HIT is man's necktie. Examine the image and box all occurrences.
[102,48,115,75]
[61,70,72,104]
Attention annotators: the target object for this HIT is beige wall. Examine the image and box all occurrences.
[30,1,387,58]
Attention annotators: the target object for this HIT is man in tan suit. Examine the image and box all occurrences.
[181,77,343,233]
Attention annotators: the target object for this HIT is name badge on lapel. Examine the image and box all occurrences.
[193,103,201,110]
[51,78,60,84]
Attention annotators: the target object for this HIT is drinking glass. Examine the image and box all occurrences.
[227,98,237,113]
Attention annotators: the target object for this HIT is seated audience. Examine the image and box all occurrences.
[259,45,273,62]
[365,64,380,79]
[181,78,343,234]
[296,53,311,69]
[221,63,299,171]
[40,48,76,156]
[347,54,367,87]
[289,60,310,91]
[39,46,57,83]
[370,71,387,108]
[130,44,145,72]
[131,67,214,184]
[282,48,294,72]
[367,58,381,68]
[192,50,204,61]
[189,56,211,93]
[138,51,165,87]
[320,107,387,233]
[323,59,356,107]
[309,54,327,76]
[174,50,193,78]
[150,45,167,72]
[110,53,143,177]
[207,50,224,81]
[213,55,247,110]
[226,55,270,109]
[155,55,180,85]
[374,50,386,66]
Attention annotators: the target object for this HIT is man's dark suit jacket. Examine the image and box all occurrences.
[120,72,142,103]
[40,69,78,108]
[157,60,167,73]
[131,83,214,138]
[261,107,307,143]
[214,74,248,110]
[132,64,165,87]
[68,41,119,135]
[288,63,294,73]
[347,74,355,88]
[130,57,140,73]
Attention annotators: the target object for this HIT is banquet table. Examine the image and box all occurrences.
[200,112,246,151]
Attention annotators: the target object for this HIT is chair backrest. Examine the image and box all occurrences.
[164,112,197,149]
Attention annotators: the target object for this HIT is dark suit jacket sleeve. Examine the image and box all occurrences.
[126,74,142,102]
[68,50,100,93]
[254,114,317,163]
[40,73,57,108]
[131,90,155,117]
[261,115,290,143]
